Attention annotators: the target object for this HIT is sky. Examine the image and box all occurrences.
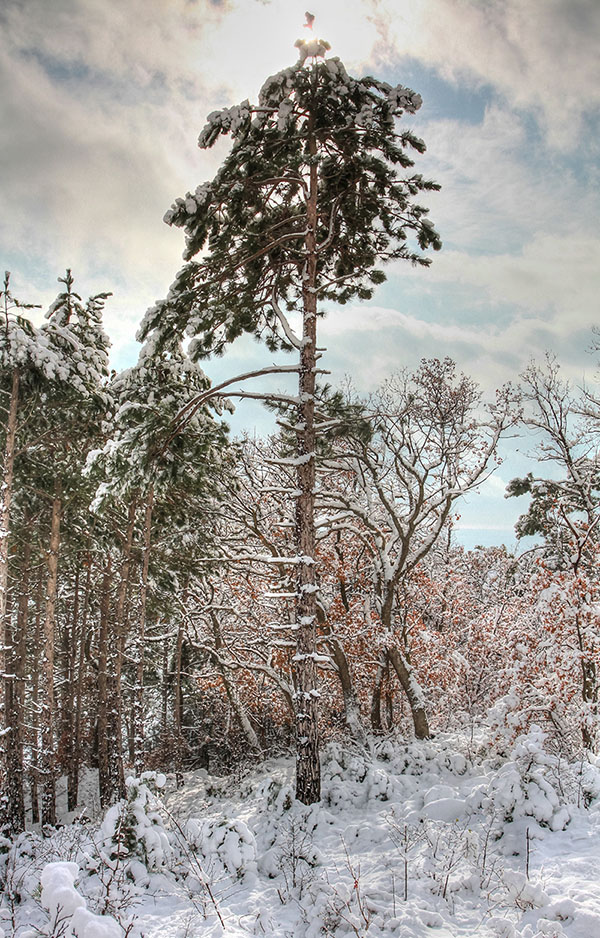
[1,0,599,548]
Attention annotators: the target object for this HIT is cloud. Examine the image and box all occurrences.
[412,104,599,253]
[0,0,225,92]
[317,292,594,398]
[428,235,600,334]
[0,0,597,388]
[370,0,600,149]
[0,0,235,339]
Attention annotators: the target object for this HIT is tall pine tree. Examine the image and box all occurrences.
[139,37,440,803]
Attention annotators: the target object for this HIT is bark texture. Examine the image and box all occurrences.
[41,488,62,826]
[294,96,321,804]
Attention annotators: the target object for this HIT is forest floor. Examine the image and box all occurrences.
[2,728,600,937]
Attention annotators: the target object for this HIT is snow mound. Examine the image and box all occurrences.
[40,861,121,938]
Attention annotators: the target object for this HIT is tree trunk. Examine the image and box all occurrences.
[320,622,366,743]
[0,367,19,832]
[371,652,387,733]
[379,585,430,739]
[132,487,153,775]
[30,565,43,825]
[574,608,598,751]
[62,566,79,812]
[41,487,62,827]
[387,645,430,739]
[581,656,598,751]
[318,549,366,743]
[209,610,262,753]
[294,92,320,804]
[174,615,185,788]
[173,580,189,787]
[70,556,92,810]
[161,642,169,742]
[97,559,114,808]
[111,497,137,798]
[4,534,31,833]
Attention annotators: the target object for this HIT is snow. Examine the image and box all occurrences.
[2,732,600,937]
[37,861,121,938]
[294,37,332,64]
[40,861,86,919]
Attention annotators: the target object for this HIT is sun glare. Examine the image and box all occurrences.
[202,0,394,101]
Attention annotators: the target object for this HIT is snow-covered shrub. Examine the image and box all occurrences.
[182,817,257,880]
[0,831,43,913]
[501,869,549,910]
[98,772,171,880]
[322,743,393,808]
[254,780,329,890]
[577,751,600,807]
[256,776,294,813]
[261,811,323,896]
[478,726,571,835]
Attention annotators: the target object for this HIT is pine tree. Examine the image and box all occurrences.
[88,342,230,789]
[0,273,44,834]
[10,271,112,827]
[138,39,441,803]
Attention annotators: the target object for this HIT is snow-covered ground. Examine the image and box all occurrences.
[2,728,600,937]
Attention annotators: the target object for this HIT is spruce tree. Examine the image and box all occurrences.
[139,35,440,803]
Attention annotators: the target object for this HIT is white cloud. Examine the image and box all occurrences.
[0,0,597,385]
[370,0,600,149]
[317,293,595,400]
[428,235,600,334]
[413,104,599,253]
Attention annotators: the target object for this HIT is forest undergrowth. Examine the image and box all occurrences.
[2,724,600,938]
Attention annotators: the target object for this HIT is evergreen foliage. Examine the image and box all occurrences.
[138,55,440,357]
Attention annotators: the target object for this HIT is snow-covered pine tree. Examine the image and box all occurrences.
[138,39,440,804]
[0,273,42,836]
[0,270,112,833]
[29,271,111,827]
[88,340,230,789]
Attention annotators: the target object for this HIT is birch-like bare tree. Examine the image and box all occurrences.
[320,360,517,738]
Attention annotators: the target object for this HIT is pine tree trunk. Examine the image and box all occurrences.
[110,498,136,799]
[70,557,92,811]
[0,367,19,832]
[30,565,43,825]
[294,91,321,804]
[174,580,188,788]
[132,487,153,775]
[3,588,23,834]
[174,616,185,788]
[161,643,169,743]
[97,559,114,808]
[63,567,79,812]
[4,534,31,833]
[41,487,62,827]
